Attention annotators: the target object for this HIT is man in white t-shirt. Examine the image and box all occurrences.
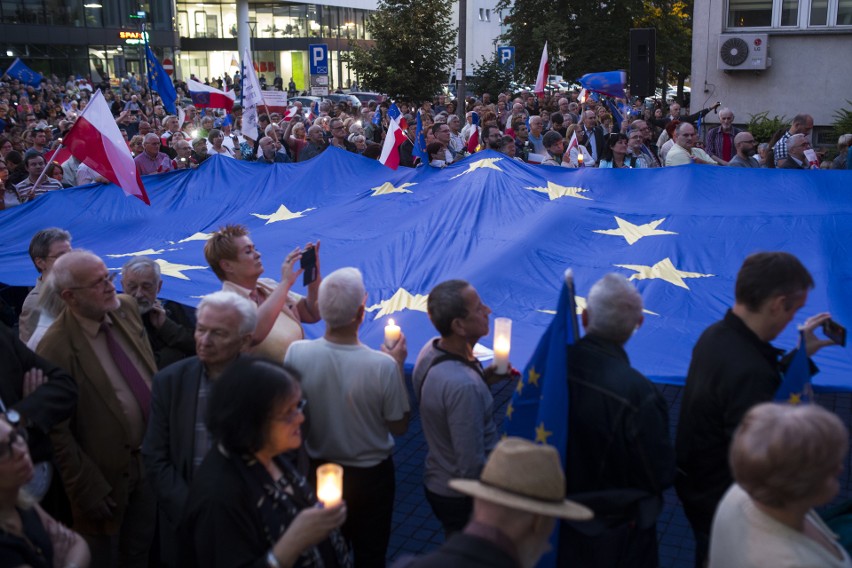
[284,267,409,568]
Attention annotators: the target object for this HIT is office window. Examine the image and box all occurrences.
[728,0,772,26]
[728,0,852,26]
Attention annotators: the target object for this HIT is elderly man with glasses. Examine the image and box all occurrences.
[37,250,158,568]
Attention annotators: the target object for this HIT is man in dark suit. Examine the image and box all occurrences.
[581,110,605,165]
[142,291,255,567]
[779,134,811,169]
[37,250,158,568]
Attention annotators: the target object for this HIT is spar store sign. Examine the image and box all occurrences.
[118,31,150,45]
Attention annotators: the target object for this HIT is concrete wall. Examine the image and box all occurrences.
[691,0,852,128]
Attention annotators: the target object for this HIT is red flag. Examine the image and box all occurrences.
[466,111,480,154]
[46,145,72,166]
[379,117,408,170]
[62,89,149,204]
[534,42,549,100]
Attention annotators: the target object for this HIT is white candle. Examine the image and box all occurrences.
[493,317,512,374]
[384,318,401,348]
[316,463,343,507]
[577,152,585,167]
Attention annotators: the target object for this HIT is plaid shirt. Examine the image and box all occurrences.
[773,131,793,166]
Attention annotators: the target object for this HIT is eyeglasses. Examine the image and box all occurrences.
[0,425,27,460]
[69,272,116,291]
[275,398,307,424]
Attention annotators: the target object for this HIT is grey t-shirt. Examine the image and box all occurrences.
[412,338,498,497]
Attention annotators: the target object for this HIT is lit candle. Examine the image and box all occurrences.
[492,317,512,374]
[577,152,585,167]
[316,463,343,507]
[384,318,401,348]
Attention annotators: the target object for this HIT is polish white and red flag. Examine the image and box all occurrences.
[61,89,149,204]
[187,79,236,112]
[534,41,549,99]
[379,103,408,170]
[283,105,314,122]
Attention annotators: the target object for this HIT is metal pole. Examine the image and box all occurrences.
[456,0,467,122]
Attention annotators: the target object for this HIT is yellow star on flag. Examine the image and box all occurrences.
[370,181,417,196]
[106,248,168,258]
[172,232,213,244]
[525,181,592,201]
[535,422,553,444]
[506,402,514,420]
[615,257,714,290]
[539,294,659,316]
[365,288,429,317]
[515,377,525,395]
[154,258,207,280]
[449,157,504,179]
[251,204,316,225]
[594,217,678,245]
[528,367,541,387]
[789,392,802,405]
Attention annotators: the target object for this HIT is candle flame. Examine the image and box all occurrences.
[388,318,395,326]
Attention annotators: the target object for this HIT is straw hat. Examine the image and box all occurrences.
[449,437,593,521]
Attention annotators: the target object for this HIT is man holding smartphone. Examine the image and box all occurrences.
[675,252,836,567]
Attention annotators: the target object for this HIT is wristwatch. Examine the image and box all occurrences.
[4,408,21,427]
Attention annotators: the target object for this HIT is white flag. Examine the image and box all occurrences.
[242,50,264,108]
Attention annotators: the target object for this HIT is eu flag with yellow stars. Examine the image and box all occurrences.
[776,329,812,404]
[505,268,579,459]
[145,45,178,114]
[505,269,579,568]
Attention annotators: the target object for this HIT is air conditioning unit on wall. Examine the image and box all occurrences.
[717,33,770,71]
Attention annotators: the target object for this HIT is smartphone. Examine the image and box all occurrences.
[823,319,847,347]
[300,247,317,286]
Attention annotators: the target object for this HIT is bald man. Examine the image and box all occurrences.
[727,132,759,168]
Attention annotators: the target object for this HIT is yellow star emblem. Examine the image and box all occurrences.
[370,181,417,196]
[515,377,525,395]
[251,204,316,225]
[615,258,714,290]
[155,258,207,280]
[365,288,429,317]
[506,402,514,420]
[594,217,678,245]
[789,392,802,405]
[106,248,169,258]
[525,181,592,201]
[171,232,213,244]
[528,367,541,387]
[449,157,504,179]
[535,422,553,444]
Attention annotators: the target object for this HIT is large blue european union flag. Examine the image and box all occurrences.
[1,150,852,392]
[5,58,43,87]
[146,45,178,114]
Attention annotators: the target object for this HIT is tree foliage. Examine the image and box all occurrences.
[343,0,456,102]
[496,0,692,97]
[468,53,515,97]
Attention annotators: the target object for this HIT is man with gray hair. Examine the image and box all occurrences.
[285,267,409,567]
[779,133,813,169]
[121,256,195,370]
[38,250,158,567]
[134,132,174,175]
[142,291,256,567]
[19,227,72,343]
[558,274,674,568]
[704,107,742,165]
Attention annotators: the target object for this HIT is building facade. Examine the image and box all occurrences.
[691,0,852,133]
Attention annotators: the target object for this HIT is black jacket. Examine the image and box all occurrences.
[563,335,675,530]
[0,323,77,463]
[674,309,808,535]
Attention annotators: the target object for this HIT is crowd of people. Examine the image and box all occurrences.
[2,70,851,208]
[2,69,852,568]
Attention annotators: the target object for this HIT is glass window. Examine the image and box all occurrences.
[1,0,21,23]
[780,0,799,24]
[838,0,852,24]
[809,0,827,24]
[150,0,173,31]
[222,2,236,37]
[728,0,772,26]
[83,3,102,27]
[21,0,44,24]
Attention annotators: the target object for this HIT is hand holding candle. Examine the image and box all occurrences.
[384,318,401,348]
[492,317,512,374]
[316,463,343,508]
